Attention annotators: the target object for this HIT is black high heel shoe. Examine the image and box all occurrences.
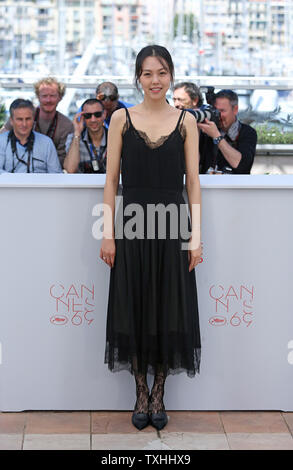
[149,374,168,430]
[149,406,168,431]
[132,401,150,430]
[132,377,150,430]
[149,394,168,431]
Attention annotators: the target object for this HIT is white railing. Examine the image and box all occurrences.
[2,75,293,89]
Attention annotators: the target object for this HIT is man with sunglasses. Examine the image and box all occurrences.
[198,89,257,174]
[64,98,107,173]
[0,99,62,173]
[95,81,133,129]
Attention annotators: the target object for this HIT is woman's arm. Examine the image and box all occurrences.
[99,108,124,268]
[183,112,202,272]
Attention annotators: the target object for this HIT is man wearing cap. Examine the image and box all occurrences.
[198,89,257,174]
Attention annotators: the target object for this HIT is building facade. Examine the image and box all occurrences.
[0,0,293,75]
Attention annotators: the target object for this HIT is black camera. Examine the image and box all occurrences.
[188,105,221,127]
[187,86,221,127]
[200,86,216,106]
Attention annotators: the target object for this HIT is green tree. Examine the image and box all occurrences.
[0,103,6,128]
[173,13,198,42]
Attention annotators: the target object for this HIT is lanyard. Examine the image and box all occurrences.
[12,148,31,173]
[83,131,106,163]
[34,107,58,140]
[8,130,35,173]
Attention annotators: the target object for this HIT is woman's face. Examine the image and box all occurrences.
[139,56,171,99]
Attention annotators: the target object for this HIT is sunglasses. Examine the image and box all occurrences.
[97,93,118,102]
[83,111,103,119]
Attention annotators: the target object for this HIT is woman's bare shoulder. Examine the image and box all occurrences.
[183,109,197,126]
[166,106,187,125]
[126,104,142,116]
[170,105,183,115]
[108,108,129,133]
[111,107,127,121]
[183,110,198,140]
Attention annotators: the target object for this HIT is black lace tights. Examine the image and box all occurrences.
[150,372,166,414]
[134,373,149,414]
[134,371,166,414]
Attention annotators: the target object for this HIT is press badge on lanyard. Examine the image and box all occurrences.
[90,144,100,172]
[84,141,102,172]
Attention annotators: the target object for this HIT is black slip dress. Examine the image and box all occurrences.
[104,107,201,378]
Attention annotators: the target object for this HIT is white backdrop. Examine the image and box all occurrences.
[0,174,292,411]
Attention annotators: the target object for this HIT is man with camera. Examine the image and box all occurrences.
[198,89,257,174]
[173,82,203,110]
[64,98,107,174]
[1,77,74,168]
[0,99,62,173]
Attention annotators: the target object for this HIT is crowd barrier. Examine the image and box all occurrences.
[0,174,292,411]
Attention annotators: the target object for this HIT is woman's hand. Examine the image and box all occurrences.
[188,239,203,272]
[100,238,116,268]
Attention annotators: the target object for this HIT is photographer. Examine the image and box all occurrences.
[198,89,257,174]
[1,77,74,168]
[0,99,62,174]
[64,98,107,174]
[173,82,203,110]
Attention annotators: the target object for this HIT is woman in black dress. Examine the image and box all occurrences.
[100,45,201,431]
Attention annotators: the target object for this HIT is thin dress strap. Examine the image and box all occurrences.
[175,109,186,130]
[122,107,186,143]
[124,107,132,125]
[175,109,187,141]
[125,107,185,129]
[122,107,132,135]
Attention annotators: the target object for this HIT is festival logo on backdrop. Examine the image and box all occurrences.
[49,283,95,326]
[208,284,254,328]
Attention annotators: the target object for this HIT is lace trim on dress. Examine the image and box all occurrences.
[122,120,129,136]
[122,114,186,149]
[179,122,187,141]
[104,340,201,378]
[134,129,173,149]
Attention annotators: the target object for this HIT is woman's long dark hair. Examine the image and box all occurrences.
[134,45,175,90]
